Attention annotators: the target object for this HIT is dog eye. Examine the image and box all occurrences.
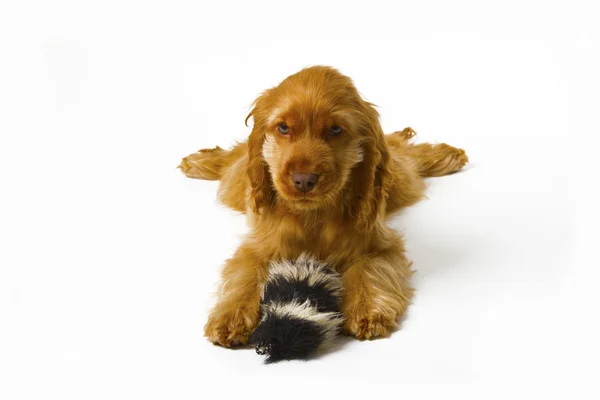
[329,125,342,136]
[277,123,290,135]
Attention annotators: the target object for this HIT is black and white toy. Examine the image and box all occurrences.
[249,254,344,363]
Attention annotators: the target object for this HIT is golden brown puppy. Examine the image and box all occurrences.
[179,66,468,346]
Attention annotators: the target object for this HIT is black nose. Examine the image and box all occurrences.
[291,173,319,193]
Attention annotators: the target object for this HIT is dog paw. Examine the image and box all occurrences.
[392,127,417,140]
[177,148,224,180]
[342,311,398,340]
[204,305,260,347]
[197,146,223,153]
[446,145,469,170]
[177,157,191,172]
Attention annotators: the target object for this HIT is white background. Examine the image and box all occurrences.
[1,1,599,399]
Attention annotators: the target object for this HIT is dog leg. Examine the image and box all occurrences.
[179,142,248,180]
[341,241,414,340]
[204,243,267,347]
[178,146,227,180]
[407,142,469,177]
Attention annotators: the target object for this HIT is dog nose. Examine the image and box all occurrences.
[291,173,319,193]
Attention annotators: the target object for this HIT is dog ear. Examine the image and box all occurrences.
[245,98,274,214]
[348,102,392,230]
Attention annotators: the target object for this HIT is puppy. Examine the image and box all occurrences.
[180,66,468,346]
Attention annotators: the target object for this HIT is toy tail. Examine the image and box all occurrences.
[249,254,344,363]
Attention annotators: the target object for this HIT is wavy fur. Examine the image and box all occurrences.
[179,66,468,346]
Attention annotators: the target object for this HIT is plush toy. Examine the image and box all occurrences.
[249,254,344,363]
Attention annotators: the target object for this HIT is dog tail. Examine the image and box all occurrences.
[178,144,246,180]
[388,128,469,177]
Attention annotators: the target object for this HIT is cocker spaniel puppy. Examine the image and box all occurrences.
[179,66,467,346]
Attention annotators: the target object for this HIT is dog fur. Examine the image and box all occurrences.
[179,66,468,346]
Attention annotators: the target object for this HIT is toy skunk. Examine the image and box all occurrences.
[249,254,344,363]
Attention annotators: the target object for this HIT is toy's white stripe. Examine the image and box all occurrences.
[263,300,343,345]
[265,253,343,298]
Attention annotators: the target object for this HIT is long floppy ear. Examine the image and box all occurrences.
[348,102,392,230]
[245,101,274,214]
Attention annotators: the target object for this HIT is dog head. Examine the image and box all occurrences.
[246,66,390,228]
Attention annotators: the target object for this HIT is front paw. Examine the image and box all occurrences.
[204,304,260,347]
[342,308,398,340]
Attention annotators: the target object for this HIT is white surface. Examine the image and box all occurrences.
[1,1,598,399]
